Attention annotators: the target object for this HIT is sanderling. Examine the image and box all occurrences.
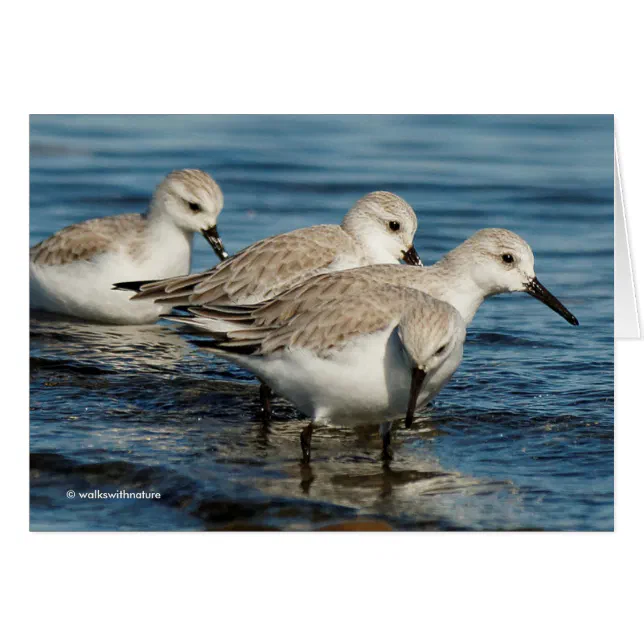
[115,190,422,419]
[30,169,227,325]
[204,228,579,330]
[181,286,466,462]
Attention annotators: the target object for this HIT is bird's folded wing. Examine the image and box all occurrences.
[131,224,354,306]
[31,213,144,266]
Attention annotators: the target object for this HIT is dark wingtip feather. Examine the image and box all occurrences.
[189,337,259,356]
[112,280,152,292]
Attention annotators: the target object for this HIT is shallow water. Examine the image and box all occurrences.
[29,115,614,531]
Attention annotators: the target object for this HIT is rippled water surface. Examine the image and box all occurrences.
[30,115,614,531]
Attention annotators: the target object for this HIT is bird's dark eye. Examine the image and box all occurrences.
[502,253,514,264]
[435,344,447,356]
[389,221,400,231]
[188,202,202,213]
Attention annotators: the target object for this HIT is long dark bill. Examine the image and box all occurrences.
[525,276,579,326]
[402,246,423,266]
[405,367,428,429]
[202,225,229,261]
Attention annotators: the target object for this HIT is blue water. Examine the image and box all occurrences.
[29,115,614,531]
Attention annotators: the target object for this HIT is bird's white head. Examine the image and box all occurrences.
[150,169,228,260]
[341,191,422,266]
[397,296,466,428]
[398,298,465,375]
[456,228,578,325]
[464,228,537,294]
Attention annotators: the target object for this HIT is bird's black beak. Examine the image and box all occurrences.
[405,367,427,429]
[402,246,422,266]
[524,276,579,326]
[202,225,229,261]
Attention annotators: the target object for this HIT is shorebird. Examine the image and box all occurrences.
[197,228,579,329]
[30,169,227,324]
[115,190,423,419]
[182,286,466,462]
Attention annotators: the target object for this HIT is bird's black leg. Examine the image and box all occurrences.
[259,381,272,427]
[300,423,314,464]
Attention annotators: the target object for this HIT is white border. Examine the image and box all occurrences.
[615,139,641,336]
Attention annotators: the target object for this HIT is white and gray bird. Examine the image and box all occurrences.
[205,228,578,330]
[182,286,466,462]
[30,169,227,325]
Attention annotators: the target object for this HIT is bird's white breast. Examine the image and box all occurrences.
[30,223,193,324]
[235,324,454,427]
